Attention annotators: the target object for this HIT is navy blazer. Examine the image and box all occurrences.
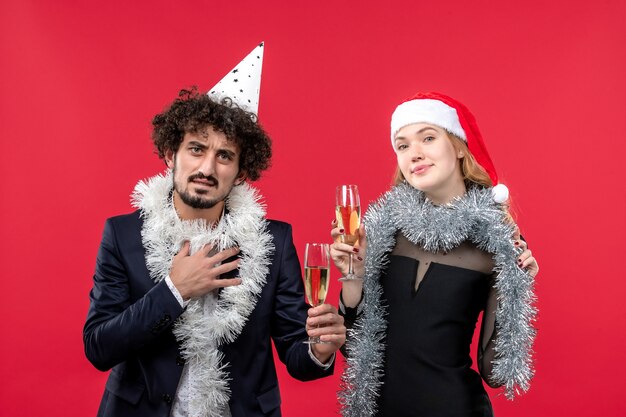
[84,211,333,417]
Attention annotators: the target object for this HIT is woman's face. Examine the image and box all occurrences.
[394,123,466,203]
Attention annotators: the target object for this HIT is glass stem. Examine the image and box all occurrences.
[348,253,354,276]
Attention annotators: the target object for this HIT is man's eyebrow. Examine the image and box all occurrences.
[187,140,208,148]
[217,148,237,156]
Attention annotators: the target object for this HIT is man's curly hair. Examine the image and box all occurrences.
[151,87,272,181]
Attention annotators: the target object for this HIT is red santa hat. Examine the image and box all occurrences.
[390,92,509,203]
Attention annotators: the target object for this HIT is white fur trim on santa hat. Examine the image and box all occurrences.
[391,99,467,147]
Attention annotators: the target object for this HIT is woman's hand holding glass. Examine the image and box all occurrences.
[330,221,366,277]
[331,221,367,308]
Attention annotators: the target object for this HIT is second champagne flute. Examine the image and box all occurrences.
[303,243,331,344]
[336,185,362,281]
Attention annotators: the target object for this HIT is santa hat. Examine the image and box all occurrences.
[390,92,509,203]
[208,42,264,116]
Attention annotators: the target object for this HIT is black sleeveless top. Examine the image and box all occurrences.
[377,254,493,417]
[341,235,500,417]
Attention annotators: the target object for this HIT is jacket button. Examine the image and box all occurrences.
[176,356,185,366]
[164,314,171,322]
[162,394,172,404]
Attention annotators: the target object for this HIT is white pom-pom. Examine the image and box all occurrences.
[492,183,509,203]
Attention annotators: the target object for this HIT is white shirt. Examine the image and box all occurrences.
[164,277,333,417]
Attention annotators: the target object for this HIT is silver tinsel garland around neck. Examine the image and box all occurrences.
[339,182,537,417]
[131,170,273,417]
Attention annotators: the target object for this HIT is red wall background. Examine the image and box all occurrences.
[1,1,625,415]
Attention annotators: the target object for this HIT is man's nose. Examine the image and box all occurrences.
[197,154,216,177]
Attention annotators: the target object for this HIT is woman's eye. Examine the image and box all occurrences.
[397,144,408,151]
[424,136,435,142]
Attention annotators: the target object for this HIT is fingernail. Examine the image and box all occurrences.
[357,256,363,261]
[353,247,359,253]
[514,241,519,246]
[517,259,522,264]
[339,228,344,233]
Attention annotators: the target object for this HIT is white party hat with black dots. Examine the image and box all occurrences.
[208,42,264,116]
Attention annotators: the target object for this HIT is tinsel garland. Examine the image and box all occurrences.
[339,183,537,416]
[131,170,273,417]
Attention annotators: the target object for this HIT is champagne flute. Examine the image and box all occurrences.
[303,243,331,344]
[336,185,362,281]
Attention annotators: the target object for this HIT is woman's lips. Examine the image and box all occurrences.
[412,164,432,175]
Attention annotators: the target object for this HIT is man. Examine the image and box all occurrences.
[83,44,345,417]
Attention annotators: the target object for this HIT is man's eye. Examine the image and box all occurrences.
[190,146,202,153]
[218,152,233,160]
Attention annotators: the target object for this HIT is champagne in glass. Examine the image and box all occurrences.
[303,243,331,344]
[336,185,362,281]
[304,266,330,307]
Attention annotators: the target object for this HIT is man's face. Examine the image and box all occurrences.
[165,126,244,211]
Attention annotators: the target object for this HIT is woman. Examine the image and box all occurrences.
[331,92,538,417]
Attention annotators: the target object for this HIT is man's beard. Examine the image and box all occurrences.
[173,170,233,209]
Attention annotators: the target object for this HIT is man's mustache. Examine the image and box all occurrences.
[188,173,219,187]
